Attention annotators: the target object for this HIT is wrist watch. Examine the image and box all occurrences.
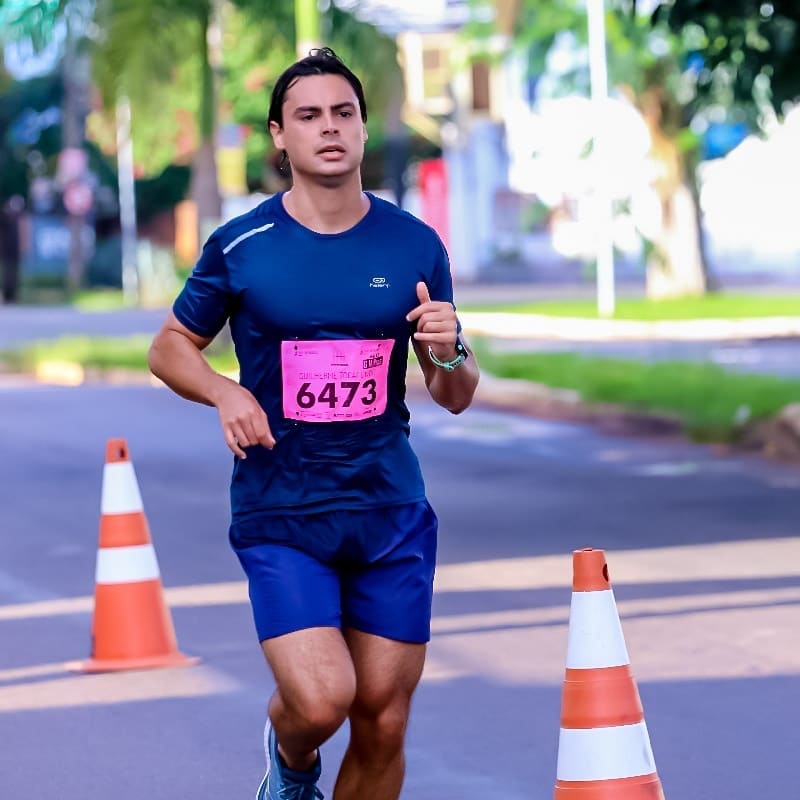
[428,338,469,371]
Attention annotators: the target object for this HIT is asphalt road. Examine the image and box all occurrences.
[1,384,798,799]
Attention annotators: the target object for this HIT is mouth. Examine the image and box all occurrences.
[317,144,346,155]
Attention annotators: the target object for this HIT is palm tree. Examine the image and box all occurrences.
[92,0,227,243]
[3,0,404,261]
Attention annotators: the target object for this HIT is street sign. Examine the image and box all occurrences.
[63,181,93,216]
[57,148,88,185]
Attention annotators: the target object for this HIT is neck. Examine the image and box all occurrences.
[283,175,368,234]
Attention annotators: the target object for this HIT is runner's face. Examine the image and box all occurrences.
[270,74,367,182]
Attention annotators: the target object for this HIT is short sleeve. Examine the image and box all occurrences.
[172,235,234,338]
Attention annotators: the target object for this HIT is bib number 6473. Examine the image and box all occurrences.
[281,339,393,422]
[296,379,377,410]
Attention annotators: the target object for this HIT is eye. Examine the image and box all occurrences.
[340,110,353,118]
[301,113,315,121]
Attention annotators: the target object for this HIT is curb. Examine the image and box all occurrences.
[459,312,800,342]
[407,369,800,462]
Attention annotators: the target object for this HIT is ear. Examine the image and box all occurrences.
[269,120,284,150]
[362,124,368,142]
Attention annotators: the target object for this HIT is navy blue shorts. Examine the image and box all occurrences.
[230,501,438,643]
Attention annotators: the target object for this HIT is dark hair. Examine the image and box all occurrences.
[267,47,368,129]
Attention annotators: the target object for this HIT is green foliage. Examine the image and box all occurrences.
[474,345,800,441]
[91,0,211,174]
[0,0,65,49]
[477,0,800,138]
[0,71,63,200]
[658,0,800,116]
[134,164,191,224]
[218,5,295,188]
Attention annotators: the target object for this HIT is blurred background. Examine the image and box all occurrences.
[1,0,799,309]
[1,6,799,798]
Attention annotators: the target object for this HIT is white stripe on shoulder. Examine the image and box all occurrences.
[222,222,275,254]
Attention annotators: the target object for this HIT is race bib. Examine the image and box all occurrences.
[281,339,395,422]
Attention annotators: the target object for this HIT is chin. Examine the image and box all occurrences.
[300,163,359,186]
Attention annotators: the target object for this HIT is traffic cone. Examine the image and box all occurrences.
[70,438,198,673]
[554,548,665,799]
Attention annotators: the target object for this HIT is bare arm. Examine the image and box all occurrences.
[406,282,480,414]
[148,311,275,458]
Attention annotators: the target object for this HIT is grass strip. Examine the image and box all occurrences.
[474,347,800,441]
[461,294,800,320]
[0,335,238,375]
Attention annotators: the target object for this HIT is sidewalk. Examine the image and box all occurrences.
[459,309,800,342]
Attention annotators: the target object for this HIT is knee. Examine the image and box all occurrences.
[351,701,410,758]
[285,675,356,735]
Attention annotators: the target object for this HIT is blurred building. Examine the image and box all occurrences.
[340,0,515,281]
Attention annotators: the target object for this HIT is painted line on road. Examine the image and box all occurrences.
[2,538,799,622]
[0,664,239,714]
[425,597,800,685]
[431,585,800,635]
[433,537,800,592]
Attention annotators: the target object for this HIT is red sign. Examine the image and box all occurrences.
[418,158,450,252]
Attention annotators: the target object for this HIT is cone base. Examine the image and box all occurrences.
[555,774,665,799]
[66,651,200,674]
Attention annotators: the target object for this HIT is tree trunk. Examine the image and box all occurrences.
[190,138,222,245]
[189,3,222,249]
[639,89,707,300]
[62,21,92,292]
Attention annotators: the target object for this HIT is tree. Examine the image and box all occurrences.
[91,0,401,238]
[3,0,404,257]
[0,0,96,291]
[91,0,231,245]
[477,0,800,298]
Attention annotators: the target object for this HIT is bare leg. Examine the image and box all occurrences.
[261,627,357,771]
[333,629,426,800]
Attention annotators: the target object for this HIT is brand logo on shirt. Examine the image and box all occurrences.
[370,276,390,288]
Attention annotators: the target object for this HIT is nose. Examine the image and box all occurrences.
[321,114,339,135]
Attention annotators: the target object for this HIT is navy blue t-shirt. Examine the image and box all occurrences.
[173,192,455,523]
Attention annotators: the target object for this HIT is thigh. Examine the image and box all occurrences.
[344,628,426,714]
[263,626,356,713]
[342,501,438,644]
[234,541,342,641]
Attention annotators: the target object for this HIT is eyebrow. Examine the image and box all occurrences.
[292,102,357,115]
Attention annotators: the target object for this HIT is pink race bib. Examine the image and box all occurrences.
[281,339,395,422]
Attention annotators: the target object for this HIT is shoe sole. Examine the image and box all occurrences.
[255,720,272,800]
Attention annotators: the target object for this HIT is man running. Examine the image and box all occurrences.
[148,47,479,800]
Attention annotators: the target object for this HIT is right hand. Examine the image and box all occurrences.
[214,380,275,459]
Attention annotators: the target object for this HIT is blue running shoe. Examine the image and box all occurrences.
[256,721,323,800]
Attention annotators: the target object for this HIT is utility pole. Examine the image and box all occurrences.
[61,4,92,293]
[116,96,139,305]
[587,0,616,317]
[295,0,321,59]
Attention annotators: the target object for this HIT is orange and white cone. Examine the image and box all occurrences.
[70,438,198,673]
[554,548,665,799]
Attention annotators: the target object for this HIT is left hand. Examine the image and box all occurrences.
[406,281,458,360]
